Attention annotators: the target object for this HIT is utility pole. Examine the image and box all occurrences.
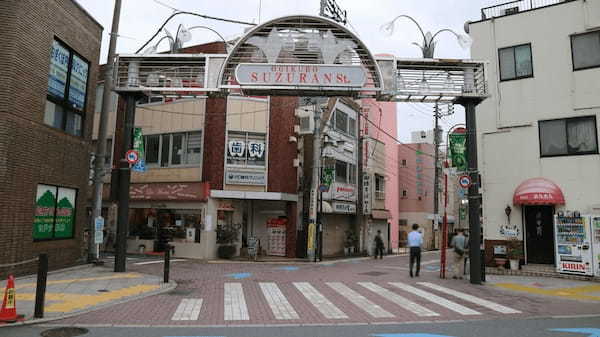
[90,0,122,262]
[309,100,321,262]
[432,103,441,249]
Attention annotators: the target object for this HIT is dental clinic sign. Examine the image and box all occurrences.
[235,64,366,87]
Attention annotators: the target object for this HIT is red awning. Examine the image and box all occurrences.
[513,177,565,205]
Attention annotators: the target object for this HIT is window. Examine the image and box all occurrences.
[402,190,407,198]
[45,39,90,136]
[335,160,348,183]
[399,219,408,226]
[348,163,357,184]
[333,109,356,137]
[539,116,598,157]
[104,138,113,168]
[375,174,385,200]
[226,131,267,167]
[571,31,600,70]
[401,159,407,167]
[144,131,203,167]
[33,184,77,241]
[498,43,533,81]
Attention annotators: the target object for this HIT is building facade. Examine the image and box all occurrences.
[470,0,600,265]
[0,0,102,275]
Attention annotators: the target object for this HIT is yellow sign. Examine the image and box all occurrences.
[5,288,15,309]
[307,223,316,251]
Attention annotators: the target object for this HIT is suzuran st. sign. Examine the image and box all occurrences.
[235,63,366,87]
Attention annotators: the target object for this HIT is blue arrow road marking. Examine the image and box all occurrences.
[226,272,251,279]
[278,266,299,271]
[371,333,452,337]
[550,328,600,337]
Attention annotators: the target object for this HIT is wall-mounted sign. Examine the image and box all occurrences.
[363,173,371,215]
[449,133,467,172]
[327,183,356,202]
[68,54,89,110]
[499,224,521,238]
[235,63,366,87]
[226,170,266,186]
[48,40,70,99]
[333,202,356,214]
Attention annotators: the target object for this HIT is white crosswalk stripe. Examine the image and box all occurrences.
[418,282,521,314]
[171,298,203,321]
[224,283,250,320]
[327,282,394,318]
[359,282,439,317]
[260,282,300,320]
[389,282,481,316]
[293,282,348,319]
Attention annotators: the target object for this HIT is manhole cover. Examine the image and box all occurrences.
[359,271,388,276]
[41,327,89,337]
[168,289,194,296]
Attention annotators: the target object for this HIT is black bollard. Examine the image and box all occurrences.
[164,245,170,283]
[34,254,48,318]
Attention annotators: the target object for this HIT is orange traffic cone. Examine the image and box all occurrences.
[0,275,17,323]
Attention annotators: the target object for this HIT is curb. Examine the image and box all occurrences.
[486,267,600,282]
[0,279,177,328]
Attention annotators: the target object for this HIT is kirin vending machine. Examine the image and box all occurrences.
[554,214,594,276]
[591,216,600,277]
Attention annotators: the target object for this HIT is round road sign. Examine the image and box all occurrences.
[125,150,139,164]
[458,175,472,189]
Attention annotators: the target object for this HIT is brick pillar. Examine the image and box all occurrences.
[286,201,297,258]
[203,97,226,190]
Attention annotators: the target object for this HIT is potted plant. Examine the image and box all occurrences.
[507,240,523,270]
[216,223,241,259]
[344,229,358,256]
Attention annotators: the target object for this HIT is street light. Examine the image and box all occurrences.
[142,24,230,54]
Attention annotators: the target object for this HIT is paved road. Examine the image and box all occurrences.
[43,252,599,327]
[3,315,600,337]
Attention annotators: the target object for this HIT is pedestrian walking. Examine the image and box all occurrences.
[374,230,385,259]
[407,224,423,277]
[451,228,468,279]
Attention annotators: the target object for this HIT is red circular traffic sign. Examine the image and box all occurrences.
[125,150,139,164]
[458,175,472,188]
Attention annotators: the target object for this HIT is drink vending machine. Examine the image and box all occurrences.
[592,216,600,276]
[554,214,594,276]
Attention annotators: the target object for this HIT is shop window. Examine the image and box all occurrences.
[539,116,598,157]
[498,43,533,81]
[571,30,600,71]
[375,174,385,200]
[45,39,89,136]
[226,131,267,167]
[33,184,77,241]
[144,131,203,167]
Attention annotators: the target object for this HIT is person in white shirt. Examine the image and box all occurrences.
[407,223,423,277]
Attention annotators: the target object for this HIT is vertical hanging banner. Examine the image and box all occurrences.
[449,133,467,172]
[132,128,146,172]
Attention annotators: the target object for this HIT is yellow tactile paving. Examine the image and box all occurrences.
[15,284,160,313]
[15,273,141,289]
[494,283,600,301]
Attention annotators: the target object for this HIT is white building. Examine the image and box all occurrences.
[469,0,600,265]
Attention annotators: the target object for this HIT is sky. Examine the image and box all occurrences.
[76,0,502,143]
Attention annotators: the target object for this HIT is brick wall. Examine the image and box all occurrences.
[268,96,298,194]
[0,0,102,277]
[202,98,227,190]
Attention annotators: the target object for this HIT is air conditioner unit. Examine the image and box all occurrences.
[420,131,427,139]
[295,109,314,135]
[293,158,300,167]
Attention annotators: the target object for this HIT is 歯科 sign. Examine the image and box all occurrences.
[235,64,367,87]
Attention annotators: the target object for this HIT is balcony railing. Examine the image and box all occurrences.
[481,0,577,20]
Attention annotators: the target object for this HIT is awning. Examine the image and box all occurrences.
[371,209,392,220]
[513,177,565,205]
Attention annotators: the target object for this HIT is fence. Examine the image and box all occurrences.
[481,0,577,20]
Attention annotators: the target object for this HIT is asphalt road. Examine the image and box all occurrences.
[2,315,600,337]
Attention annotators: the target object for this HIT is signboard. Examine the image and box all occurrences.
[54,188,76,238]
[325,183,356,202]
[307,222,316,251]
[47,40,70,99]
[225,170,266,186]
[94,216,104,244]
[363,173,371,215]
[132,128,146,172]
[458,175,472,189]
[235,63,367,87]
[33,185,76,240]
[560,262,589,274]
[499,224,520,238]
[449,133,467,172]
[130,182,209,202]
[126,150,139,164]
[227,135,266,166]
[322,167,334,187]
[68,54,89,110]
[333,202,356,214]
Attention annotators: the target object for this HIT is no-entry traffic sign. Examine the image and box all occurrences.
[125,150,139,164]
[458,175,472,188]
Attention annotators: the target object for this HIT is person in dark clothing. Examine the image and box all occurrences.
[407,223,423,277]
[374,230,385,259]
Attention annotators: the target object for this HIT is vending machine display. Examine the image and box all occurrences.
[554,215,594,276]
[592,216,600,277]
[267,219,287,257]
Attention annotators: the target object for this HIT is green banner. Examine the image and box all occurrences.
[449,133,467,172]
[132,127,146,172]
[322,167,334,187]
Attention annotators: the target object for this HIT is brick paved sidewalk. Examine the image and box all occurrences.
[0,264,175,326]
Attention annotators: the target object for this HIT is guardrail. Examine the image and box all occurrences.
[481,0,577,20]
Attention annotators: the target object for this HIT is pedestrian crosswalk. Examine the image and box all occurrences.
[171,281,521,322]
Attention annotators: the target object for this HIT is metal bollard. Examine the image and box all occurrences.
[163,245,170,283]
[34,254,48,318]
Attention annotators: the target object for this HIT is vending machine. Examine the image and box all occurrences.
[267,219,287,257]
[591,216,600,277]
[554,214,594,276]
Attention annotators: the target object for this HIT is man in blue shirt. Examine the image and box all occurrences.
[407,223,423,277]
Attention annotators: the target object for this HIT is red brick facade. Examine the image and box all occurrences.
[267,97,299,194]
[202,98,227,190]
[0,0,102,276]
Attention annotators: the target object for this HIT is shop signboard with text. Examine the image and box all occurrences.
[225,170,266,186]
[235,64,366,87]
[33,184,76,240]
[322,182,357,202]
[332,202,356,214]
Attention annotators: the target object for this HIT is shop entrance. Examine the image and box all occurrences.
[524,205,555,264]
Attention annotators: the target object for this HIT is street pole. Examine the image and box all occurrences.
[90,0,122,262]
[461,99,482,285]
[114,94,136,272]
[310,102,322,262]
[432,103,440,249]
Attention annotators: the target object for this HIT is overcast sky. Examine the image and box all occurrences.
[76,0,501,142]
